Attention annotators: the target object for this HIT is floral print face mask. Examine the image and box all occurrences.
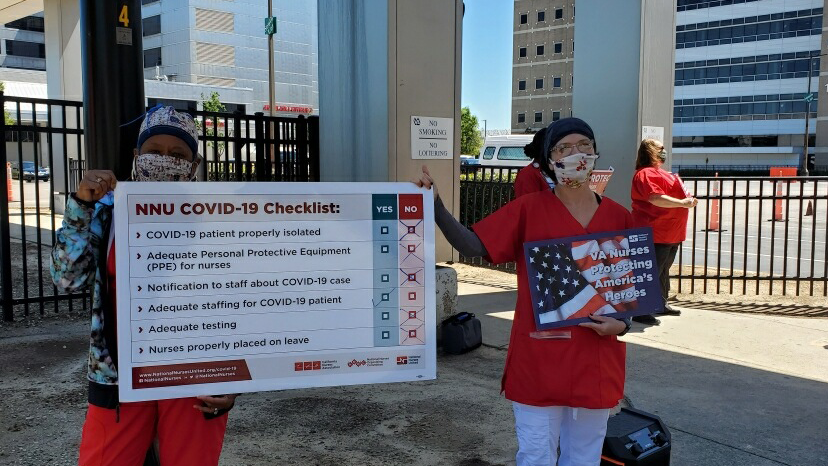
[133,153,196,182]
[550,153,598,189]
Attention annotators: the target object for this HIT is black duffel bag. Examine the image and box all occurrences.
[441,312,482,354]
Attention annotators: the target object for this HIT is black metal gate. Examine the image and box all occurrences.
[0,93,320,321]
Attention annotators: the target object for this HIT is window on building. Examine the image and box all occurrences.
[535,78,544,89]
[142,0,160,4]
[5,40,45,59]
[552,111,561,121]
[536,45,544,56]
[519,47,527,58]
[554,43,562,54]
[143,15,161,36]
[553,77,561,88]
[555,8,563,19]
[4,16,44,32]
[144,47,162,68]
[520,13,528,25]
[537,11,546,22]
[517,113,525,124]
[534,112,543,123]
[518,80,526,91]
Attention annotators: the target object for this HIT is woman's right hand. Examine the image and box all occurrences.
[413,165,438,199]
[76,170,117,203]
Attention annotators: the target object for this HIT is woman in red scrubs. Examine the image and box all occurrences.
[514,128,555,198]
[630,139,697,325]
[417,118,632,466]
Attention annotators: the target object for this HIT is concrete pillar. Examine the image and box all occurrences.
[44,0,82,213]
[572,0,677,207]
[318,0,463,262]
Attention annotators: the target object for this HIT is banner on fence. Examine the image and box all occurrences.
[524,228,662,330]
[114,182,436,402]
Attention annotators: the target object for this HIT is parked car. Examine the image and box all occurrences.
[460,155,480,166]
[478,135,534,167]
[10,161,50,182]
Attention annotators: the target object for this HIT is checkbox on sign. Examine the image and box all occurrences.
[407,244,416,253]
[407,274,417,281]
[381,311,390,320]
[408,330,417,338]
[381,274,389,282]
[381,245,389,253]
[408,311,417,319]
[381,226,389,234]
[407,226,416,234]
[408,292,416,300]
[381,293,389,301]
[382,331,390,339]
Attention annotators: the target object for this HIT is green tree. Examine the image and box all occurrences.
[460,106,483,155]
[1,82,13,125]
[200,92,227,156]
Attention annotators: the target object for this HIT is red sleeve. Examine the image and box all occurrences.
[634,168,668,198]
[471,198,524,264]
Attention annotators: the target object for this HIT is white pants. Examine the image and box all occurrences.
[512,402,610,466]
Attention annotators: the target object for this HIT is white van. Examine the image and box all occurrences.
[478,135,535,167]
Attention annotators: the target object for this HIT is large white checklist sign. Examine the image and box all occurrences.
[114,182,436,402]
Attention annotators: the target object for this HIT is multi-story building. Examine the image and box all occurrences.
[672,0,826,171]
[511,0,574,133]
[140,0,318,116]
[511,0,828,172]
[0,13,45,71]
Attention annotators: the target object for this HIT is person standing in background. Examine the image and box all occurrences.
[630,139,698,326]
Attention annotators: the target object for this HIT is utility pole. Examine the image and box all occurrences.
[268,0,275,118]
[803,53,827,176]
[80,0,145,180]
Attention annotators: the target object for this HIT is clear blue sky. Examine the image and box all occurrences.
[461,0,513,131]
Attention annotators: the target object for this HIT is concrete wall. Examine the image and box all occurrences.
[573,0,676,207]
[318,0,462,262]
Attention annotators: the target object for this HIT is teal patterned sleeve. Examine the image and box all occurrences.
[51,196,99,292]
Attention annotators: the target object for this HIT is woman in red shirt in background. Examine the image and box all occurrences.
[630,139,698,325]
[513,128,555,197]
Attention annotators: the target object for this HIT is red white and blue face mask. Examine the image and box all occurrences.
[550,153,598,188]
[132,153,197,182]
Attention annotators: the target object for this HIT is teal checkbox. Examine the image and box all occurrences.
[381,274,389,282]
[381,331,390,339]
[381,293,389,301]
[381,311,390,320]
[380,226,389,234]
[381,245,389,253]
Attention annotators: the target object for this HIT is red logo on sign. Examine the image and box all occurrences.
[294,362,303,371]
[347,359,367,368]
[396,356,408,365]
[312,361,321,370]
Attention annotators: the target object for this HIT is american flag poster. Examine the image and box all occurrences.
[524,228,662,330]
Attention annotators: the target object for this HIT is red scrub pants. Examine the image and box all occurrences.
[78,397,228,466]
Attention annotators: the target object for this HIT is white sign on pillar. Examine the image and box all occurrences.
[411,116,453,160]
[641,126,664,143]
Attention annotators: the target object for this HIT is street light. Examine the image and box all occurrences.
[802,52,827,176]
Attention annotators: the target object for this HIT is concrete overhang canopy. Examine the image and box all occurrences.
[0,0,44,24]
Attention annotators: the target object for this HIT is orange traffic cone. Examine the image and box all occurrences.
[5,162,12,202]
[773,181,784,221]
[707,174,720,231]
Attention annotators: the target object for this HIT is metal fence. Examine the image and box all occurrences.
[458,165,828,297]
[0,94,320,321]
